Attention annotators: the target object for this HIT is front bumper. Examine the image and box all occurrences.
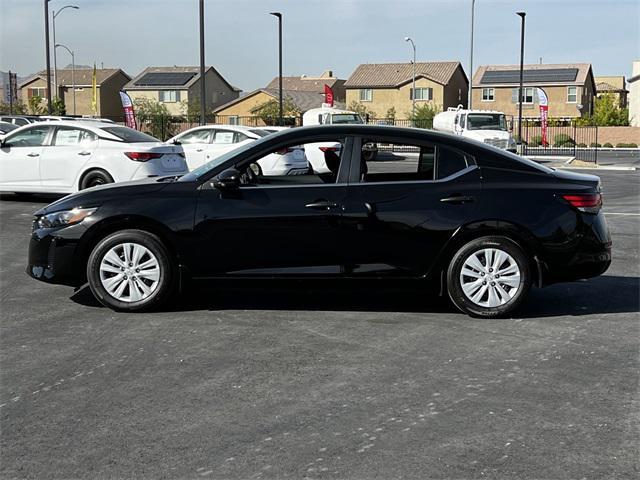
[27,227,83,286]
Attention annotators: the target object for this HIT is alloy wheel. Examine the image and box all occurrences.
[459,248,521,308]
[99,242,161,302]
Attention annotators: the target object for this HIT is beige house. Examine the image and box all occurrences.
[124,66,240,116]
[344,62,468,118]
[471,63,596,119]
[596,76,628,108]
[19,68,130,116]
[265,70,346,102]
[628,61,640,127]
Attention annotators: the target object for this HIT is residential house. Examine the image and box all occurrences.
[471,63,596,119]
[595,76,628,108]
[123,66,240,116]
[628,61,640,127]
[344,62,468,118]
[213,88,344,124]
[265,70,346,102]
[19,68,130,116]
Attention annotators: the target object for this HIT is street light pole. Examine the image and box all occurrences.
[44,0,52,113]
[468,0,476,109]
[405,37,416,123]
[199,0,206,125]
[56,43,75,115]
[516,11,526,151]
[52,5,79,103]
[270,12,283,126]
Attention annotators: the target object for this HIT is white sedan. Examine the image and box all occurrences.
[0,121,188,194]
[167,125,309,175]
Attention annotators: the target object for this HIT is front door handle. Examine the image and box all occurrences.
[440,195,475,204]
[305,200,339,210]
[27,152,39,157]
[78,151,91,156]
[196,148,204,152]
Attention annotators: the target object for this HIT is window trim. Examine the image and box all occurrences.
[481,88,495,102]
[567,86,578,103]
[3,125,53,148]
[359,89,373,102]
[410,87,433,101]
[51,125,97,147]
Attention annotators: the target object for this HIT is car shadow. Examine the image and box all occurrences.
[70,275,640,318]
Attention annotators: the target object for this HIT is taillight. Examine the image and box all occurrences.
[561,193,602,213]
[319,146,339,153]
[124,152,163,162]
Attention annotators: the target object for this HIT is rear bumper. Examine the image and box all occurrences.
[542,247,611,285]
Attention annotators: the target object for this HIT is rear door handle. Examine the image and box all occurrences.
[440,195,475,204]
[78,151,91,156]
[305,200,339,210]
[27,153,39,157]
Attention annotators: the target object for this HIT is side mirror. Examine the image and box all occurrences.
[214,168,240,190]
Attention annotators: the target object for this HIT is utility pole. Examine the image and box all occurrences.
[199,0,206,125]
[468,0,476,109]
[270,12,283,126]
[44,0,52,113]
[405,37,416,122]
[516,11,526,151]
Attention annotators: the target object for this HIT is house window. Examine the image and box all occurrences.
[28,87,47,99]
[228,116,240,125]
[481,88,494,101]
[410,87,433,101]
[359,89,372,102]
[511,87,534,104]
[159,90,180,103]
[567,86,577,103]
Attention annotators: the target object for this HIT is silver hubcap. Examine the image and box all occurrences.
[99,243,160,303]
[459,248,521,308]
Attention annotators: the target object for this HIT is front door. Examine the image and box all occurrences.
[40,126,98,190]
[0,124,52,191]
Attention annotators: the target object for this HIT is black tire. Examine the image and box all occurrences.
[80,169,114,190]
[447,236,532,318]
[86,229,175,312]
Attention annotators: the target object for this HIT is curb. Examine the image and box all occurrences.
[556,165,637,171]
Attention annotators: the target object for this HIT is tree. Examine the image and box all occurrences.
[0,100,28,114]
[51,97,66,115]
[347,101,376,119]
[385,107,396,123]
[408,103,440,128]
[250,97,300,125]
[133,97,175,140]
[28,96,46,115]
[576,93,629,126]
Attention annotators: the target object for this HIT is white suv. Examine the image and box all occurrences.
[0,121,188,194]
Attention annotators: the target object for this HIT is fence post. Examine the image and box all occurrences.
[573,121,577,158]
[594,126,598,164]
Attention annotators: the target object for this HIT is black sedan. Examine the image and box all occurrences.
[27,125,611,317]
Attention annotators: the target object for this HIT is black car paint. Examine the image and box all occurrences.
[27,125,611,290]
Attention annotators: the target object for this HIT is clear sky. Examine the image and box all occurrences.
[1,0,638,90]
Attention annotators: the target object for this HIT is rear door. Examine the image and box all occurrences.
[175,128,212,170]
[0,124,52,190]
[341,136,481,276]
[40,126,98,190]
[203,129,254,163]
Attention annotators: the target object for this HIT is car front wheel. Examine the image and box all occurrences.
[87,229,175,311]
[447,236,531,318]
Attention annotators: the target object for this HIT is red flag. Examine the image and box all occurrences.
[119,90,137,129]
[537,88,549,147]
[324,84,334,107]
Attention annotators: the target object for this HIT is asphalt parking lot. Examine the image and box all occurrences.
[1,167,638,479]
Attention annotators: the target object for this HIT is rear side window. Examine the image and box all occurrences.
[212,130,236,144]
[249,129,269,137]
[100,126,159,143]
[436,146,470,179]
[53,126,98,146]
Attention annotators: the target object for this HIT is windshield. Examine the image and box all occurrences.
[100,126,160,143]
[330,114,364,125]
[466,114,507,131]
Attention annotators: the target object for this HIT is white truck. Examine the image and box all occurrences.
[302,106,377,172]
[433,106,517,153]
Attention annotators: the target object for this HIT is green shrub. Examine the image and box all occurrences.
[615,142,638,148]
[528,135,542,147]
[553,133,575,147]
[589,142,601,148]
[603,142,613,148]
[577,143,587,148]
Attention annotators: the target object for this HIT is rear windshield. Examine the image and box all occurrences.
[249,129,270,137]
[100,126,159,143]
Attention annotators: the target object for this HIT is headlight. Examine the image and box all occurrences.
[36,207,97,229]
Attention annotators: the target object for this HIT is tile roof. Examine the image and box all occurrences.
[265,76,344,93]
[472,63,593,87]
[344,62,463,88]
[123,66,237,92]
[23,68,127,87]
[213,88,344,114]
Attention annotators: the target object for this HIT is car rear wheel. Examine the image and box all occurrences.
[87,229,175,311]
[80,169,114,190]
[447,236,531,318]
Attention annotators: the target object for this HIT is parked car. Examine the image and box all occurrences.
[167,124,308,175]
[26,125,611,317]
[0,121,187,194]
[0,115,41,126]
[0,121,19,137]
[38,115,116,123]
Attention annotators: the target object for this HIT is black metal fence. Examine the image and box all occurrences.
[515,120,599,163]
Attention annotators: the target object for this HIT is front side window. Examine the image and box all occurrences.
[4,126,51,147]
[567,86,578,103]
[158,90,180,103]
[329,113,364,125]
[482,88,494,101]
[53,127,98,146]
[410,87,433,101]
[466,114,507,131]
[359,89,373,102]
[359,139,472,183]
[178,129,211,144]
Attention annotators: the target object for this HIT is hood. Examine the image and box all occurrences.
[35,177,172,216]
[463,130,511,142]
